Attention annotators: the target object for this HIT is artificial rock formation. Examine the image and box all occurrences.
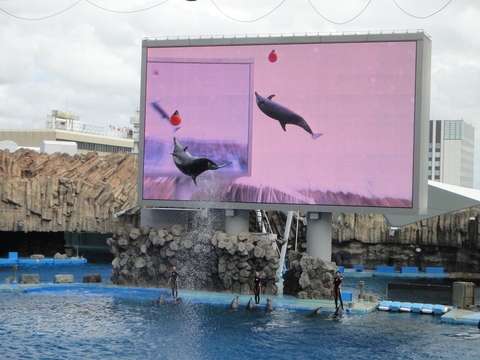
[2,147,480,276]
[283,250,337,299]
[107,224,280,295]
[268,209,480,273]
[0,149,138,233]
[330,209,480,273]
[19,274,40,284]
[83,273,102,283]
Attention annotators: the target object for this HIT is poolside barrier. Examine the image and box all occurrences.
[376,266,395,273]
[401,267,419,274]
[425,267,444,274]
[378,300,448,315]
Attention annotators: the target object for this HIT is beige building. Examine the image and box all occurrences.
[0,110,134,156]
[428,119,475,188]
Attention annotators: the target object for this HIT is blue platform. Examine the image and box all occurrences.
[425,267,444,274]
[343,266,448,278]
[401,267,419,274]
[411,303,423,313]
[399,302,413,312]
[342,291,353,302]
[376,266,396,273]
[0,252,87,266]
[389,301,402,312]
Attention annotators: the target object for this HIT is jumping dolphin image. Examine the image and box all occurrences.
[150,101,169,120]
[151,101,181,131]
[171,137,232,186]
[255,92,323,140]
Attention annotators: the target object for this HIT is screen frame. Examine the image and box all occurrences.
[137,32,430,216]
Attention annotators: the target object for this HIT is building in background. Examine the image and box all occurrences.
[428,119,475,188]
[0,110,135,156]
[130,109,140,155]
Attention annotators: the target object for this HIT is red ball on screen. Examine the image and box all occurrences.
[170,111,182,126]
[268,50,277,62]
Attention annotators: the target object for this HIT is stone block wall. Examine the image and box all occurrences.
[107,225,280,295]
[283,250,337,299]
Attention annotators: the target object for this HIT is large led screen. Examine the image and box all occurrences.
[139,33,430,215]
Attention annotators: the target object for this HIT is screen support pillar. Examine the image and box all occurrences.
[306,212,332,263]
[225,209,249,236]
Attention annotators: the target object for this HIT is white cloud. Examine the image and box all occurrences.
[0,0,480,183]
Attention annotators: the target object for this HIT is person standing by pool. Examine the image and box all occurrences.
[167,265,179,299]
[330,271,345,311]
[253,271,262,304]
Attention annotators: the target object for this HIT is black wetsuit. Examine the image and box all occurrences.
[170,270,178,299]
[253,275,261,304]
[332,275,344,310]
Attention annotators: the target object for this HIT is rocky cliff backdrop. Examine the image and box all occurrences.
[1,149,479,275]
[0,149,138,233]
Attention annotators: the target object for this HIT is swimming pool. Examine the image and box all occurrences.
[1,285,479,360]
[1,263,479,359]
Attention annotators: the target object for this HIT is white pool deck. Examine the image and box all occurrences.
[441,309,480,326]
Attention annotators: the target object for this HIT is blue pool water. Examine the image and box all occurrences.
[1,288,479,360]
[1,264,479,359]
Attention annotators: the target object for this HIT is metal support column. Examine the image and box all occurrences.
[225,209,249,236]
[306,212,332,263]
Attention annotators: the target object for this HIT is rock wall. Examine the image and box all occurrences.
[283,250,337,299]
[0,149,138,233]
[107,224,280,295]
[330,209,480,272]
[2,148,480,273]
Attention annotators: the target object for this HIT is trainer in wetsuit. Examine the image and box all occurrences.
[167,265,179,299]
[253,271,261,304]
[330,271,345,311]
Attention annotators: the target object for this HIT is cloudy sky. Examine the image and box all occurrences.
[1,0,479,185]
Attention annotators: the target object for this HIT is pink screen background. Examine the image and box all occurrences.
[143,41,417,206]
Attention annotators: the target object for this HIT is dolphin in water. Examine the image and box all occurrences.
[255,92,323,140]
[306,307,323,318]
[265,298,274,313]
[246,298,255,311]
[172,297,183,306]
[171,137,232,186]
[228,296,239,309]
[153,293,165,306]
[329,307,343,320]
